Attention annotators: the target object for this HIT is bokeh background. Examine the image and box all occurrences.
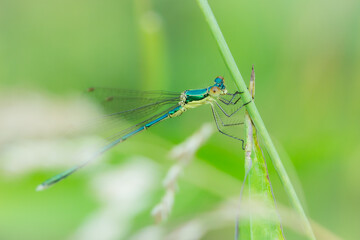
[0,0,359,239]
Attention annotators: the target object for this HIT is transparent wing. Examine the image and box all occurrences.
[87,87,180,117]
[37,88,182,190]
[84,88,181,141]
[37,103,180,191]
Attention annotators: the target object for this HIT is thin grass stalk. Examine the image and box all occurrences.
[195,0,316,239]
[134,0,168,90]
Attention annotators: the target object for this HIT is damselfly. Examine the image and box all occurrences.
[37,76,250,191]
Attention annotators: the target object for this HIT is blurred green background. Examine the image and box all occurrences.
[0,0,359,239]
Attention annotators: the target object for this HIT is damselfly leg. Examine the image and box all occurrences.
[211,91,251,149]
[219,91,243,105]
[211,105,245,147]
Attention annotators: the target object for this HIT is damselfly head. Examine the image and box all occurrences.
[209,76,227,97]
[209,78,227,97]
[214,76,226,90]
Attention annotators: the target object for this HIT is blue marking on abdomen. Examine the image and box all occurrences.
[101,106,181,153]
[145,114,169,128]
[122,126,146,140]
[168,106,182,115]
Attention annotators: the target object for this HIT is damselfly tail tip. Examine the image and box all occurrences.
[36,183,48,192]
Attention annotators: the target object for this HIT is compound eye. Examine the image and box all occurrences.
[215,76,224,84]
[211,86,220,94]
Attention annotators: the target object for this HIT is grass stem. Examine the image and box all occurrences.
[196,0,316,239]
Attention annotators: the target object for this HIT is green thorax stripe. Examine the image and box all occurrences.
[185,88,209,103]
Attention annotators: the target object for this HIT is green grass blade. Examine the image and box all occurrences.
[196,0,316,239]
[240,66,285,240]
[249,115,286,239]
